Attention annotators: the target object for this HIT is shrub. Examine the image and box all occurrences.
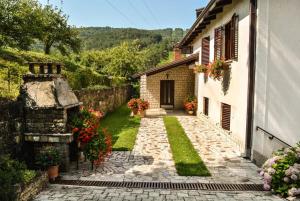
[71,107,111,167]
[0,155,36,201]
[193,64,207,74]
[138,99,149,111]
[127,98,139,110]
[207,58,230,81]
[35,147,61,169]
[260,142,300,198]
[183,96,197,112]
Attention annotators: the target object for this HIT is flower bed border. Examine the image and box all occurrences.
[16,171,48,201]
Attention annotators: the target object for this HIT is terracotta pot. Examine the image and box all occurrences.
[132,108,138,115]
[47,165,59,181]
[188,110,194,115]
[139,110,145,117]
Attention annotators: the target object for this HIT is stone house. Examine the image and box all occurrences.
[134,0,300,166]
[133,53,198,110]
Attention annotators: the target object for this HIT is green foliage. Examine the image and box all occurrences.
[0,155,36,201]
[261,143,300,197]
[35,147,61,169]
[163,116,210,176]
[77,27,186,51]
[38,5,81,55]
[21,170,37,185]
[100,105,141,151]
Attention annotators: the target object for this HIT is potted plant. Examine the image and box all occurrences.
[193,64,208,74]
[138,99,149,117]
[36,147,60,181]
[207,58,230,81]
[184,96,197,115]
[127,98,139,115]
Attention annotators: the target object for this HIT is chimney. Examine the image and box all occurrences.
[173,47,182,61]
[196,7,205,18]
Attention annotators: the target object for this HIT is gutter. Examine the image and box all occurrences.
[245,0,257,158]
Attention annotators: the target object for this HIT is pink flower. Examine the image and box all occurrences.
[263,183,271,191]
[259,171,264,177]
[264,173,272,183]
[283,177,290,183]
[268,168,276,175]
[291,174,298,181]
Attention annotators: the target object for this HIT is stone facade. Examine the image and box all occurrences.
[74,85,131,114]
[140,65,194,109]
[0,100,23,156]
[25,108,66,134]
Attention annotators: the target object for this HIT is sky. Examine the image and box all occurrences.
[38,0,209,30]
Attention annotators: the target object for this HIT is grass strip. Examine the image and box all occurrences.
[163,116,210,176]
[100,104,141,151]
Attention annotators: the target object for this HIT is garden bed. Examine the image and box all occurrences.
[163,116,210,176]
[100,104,141,151]
[16,171,48,201]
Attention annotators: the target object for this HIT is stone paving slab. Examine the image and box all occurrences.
[176,114,262,184]
[61,114,262,184]
[33,184,286,201]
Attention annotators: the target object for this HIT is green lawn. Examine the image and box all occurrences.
[100,105,141,151]
[163,116,210,176]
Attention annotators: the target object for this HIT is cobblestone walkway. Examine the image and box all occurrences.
[176,114,262,184]
[34,113,287,200]
[34,185,284,201]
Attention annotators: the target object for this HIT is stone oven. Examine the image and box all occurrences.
[21,62,81,171]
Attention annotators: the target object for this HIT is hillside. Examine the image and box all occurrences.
[77,27,187,51]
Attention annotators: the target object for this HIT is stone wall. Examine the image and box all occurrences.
[140,65,195,109]
[25,108,66,134]
[17,171,48,201]
[74,85,132,114]
[0,100,23,156]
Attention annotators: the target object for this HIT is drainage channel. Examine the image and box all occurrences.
[52,180,264,191]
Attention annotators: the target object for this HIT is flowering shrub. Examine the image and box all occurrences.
[138,99,149,111]
[260,142,300,198]
[193,64,207,74]
[207,58,230,81]
[184,96,197,112]
[127,98,139,110]
[36,147,60,168]
[71,107,112,167]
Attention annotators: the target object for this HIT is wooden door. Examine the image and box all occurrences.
[160,80,174,108]
[221,103,231,131]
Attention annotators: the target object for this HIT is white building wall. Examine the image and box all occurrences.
[252,0,300,165]
[193,0,250,152]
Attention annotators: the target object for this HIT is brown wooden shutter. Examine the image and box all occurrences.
[221,103,231,131]
[201,37,210,65]
[214,27,224,60]
[203,97,209,116]
[231,14,239,61]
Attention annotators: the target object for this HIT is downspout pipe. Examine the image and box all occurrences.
[245,0,257,159]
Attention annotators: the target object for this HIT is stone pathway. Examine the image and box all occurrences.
[34,185,285,201]
[176,114,262,184]
[34,113,288,200]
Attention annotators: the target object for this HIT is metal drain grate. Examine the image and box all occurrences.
[52,180,264,191]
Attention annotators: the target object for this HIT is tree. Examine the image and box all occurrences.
[0,0,42,49]
[38,5,81,55]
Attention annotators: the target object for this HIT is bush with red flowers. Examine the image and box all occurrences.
[138,99,149,112]
[183,96,197,112]
[127,98,139,114]
[71,107,112,168]
[207,58,230,81]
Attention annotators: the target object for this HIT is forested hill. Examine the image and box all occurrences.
[77,27,187,51]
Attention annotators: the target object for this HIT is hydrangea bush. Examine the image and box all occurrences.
[260,142,300,198]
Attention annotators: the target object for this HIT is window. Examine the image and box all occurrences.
[221,103,231,131]
[201,37,210,65]
[203,97,209,116]
[214,14,239,61]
